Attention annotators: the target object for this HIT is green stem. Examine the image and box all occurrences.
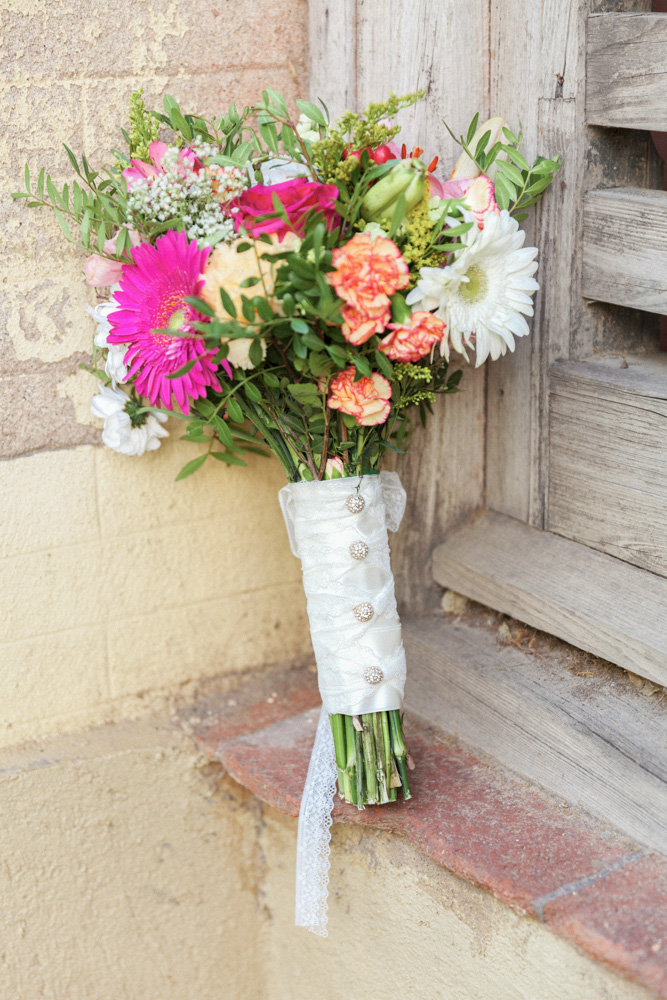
[389,710,411,800]
[361,714,379,804]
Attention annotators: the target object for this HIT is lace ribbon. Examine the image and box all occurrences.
[279,471,407,936]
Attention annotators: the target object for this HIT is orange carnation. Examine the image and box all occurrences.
[327,367,392,426]
[379,311,447,362]
[329,233,409,345]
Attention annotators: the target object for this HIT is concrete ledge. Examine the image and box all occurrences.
[192,669,667,999]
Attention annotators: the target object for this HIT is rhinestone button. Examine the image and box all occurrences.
[353,602,374,623]
[345,494,365,514]
[349,540,369,561]
[363,666,384,685]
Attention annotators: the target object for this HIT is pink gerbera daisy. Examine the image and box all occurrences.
[108,230,223,413]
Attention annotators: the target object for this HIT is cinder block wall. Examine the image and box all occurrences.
[0,0,311,746]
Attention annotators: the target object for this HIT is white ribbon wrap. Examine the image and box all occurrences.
[279,471,407,936]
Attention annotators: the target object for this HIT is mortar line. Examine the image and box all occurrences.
[531,852,646,922]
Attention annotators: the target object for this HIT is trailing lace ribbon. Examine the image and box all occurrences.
[279,471,407,936]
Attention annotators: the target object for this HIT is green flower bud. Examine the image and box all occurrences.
[360,160,427,225]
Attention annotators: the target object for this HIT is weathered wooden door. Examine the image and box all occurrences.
[310,0,667,687]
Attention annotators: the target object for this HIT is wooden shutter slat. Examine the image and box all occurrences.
[582,188,667,314]
[548,356,667,578]
[586,12,667,131]
[432,510,667,687]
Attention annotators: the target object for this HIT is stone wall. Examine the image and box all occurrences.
[0,0,311,744]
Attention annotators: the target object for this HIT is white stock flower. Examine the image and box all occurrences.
[88,286,130,384]
[90,385,169,457]
[406,209,539,366]
[259,157,310,185]
[295,113,321,144]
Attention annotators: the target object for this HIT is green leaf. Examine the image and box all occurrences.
[295,99,327,127]
[175,454,208,480]
[258,121,279,154]
[240,295,255,323]
[63,145,81,176]
[211,450,247,466]
[245,380,262,403]
[265,88,288,115]
[226,397,244,423]
[24,163,30,193]
[213,415,234,446]
[474,130,491,159]
[240,275,261,288]
[504,146,530,172]
[167,358,199,380]
[494,173,515,210]
[289,382,320,402]
[37,167,45,200]
[352,355,371,377]
[388,193,406,239]
[497,159,524,187]
[466,112,480,145]
[219,287,237,318]
[81,210,92,248]
[53,208,72,241]
[374,349,393,379]
[254,297,274,323]
[248,339,264,367]
[184,295,216,318]
[263,371,280,387]
[290,317,309,335]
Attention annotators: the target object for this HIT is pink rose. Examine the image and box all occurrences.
[230,178,339,241]
[379,311,447,362]
[84,255,125,287]
[327,367,392,427]
[83,228,141,287]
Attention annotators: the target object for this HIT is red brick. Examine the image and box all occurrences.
[545,855,667,998]
[218,708,633,915]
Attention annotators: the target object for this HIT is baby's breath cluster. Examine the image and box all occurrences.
[126,147,245,245]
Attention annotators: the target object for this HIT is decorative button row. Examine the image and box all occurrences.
[346,494,381,683]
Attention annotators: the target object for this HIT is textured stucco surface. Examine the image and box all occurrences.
[0,0,311,736]
[1,0,308,457]
[0,712,652,1000]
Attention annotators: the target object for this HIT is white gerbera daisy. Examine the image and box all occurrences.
[406,209,539,366]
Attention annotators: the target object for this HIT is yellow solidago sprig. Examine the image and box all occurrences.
[397,188,445,283]
[312,90,425,184]
[128,88,159,163]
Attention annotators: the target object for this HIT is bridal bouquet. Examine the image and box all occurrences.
[15,88,559,933]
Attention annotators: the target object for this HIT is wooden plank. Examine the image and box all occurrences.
[349,0,490,614]
[486,2,660,526]
[548,355,667,578]
[431,510,667,687]
[308,0,357,118]
[586,12,667,131]
[582,188,667,315]
[403,616,667,855]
